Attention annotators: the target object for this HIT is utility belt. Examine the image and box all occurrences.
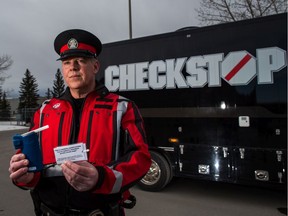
[40,202,120,216]
[42,164,63,177]
[34,165,134,216]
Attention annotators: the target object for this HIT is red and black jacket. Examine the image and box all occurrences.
[17,83,151,210]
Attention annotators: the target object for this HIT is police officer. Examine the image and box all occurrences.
[9,29,151,216]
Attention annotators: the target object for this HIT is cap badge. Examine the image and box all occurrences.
[67,38,78,49]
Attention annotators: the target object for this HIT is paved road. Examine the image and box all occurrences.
[0,129,286,216]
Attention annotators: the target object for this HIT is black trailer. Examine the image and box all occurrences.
[98,13,287,191]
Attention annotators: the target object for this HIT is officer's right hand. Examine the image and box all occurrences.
[9,153,34,184]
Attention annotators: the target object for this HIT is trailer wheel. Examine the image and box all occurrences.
[138,151,172,192]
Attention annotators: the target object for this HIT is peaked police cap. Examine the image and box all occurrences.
[54,29,102,60]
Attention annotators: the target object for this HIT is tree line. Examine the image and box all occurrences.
[0,68,65,121]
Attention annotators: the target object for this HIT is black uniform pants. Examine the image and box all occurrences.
[39,202,124,216]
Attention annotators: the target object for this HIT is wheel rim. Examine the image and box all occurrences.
[140,159,161,185]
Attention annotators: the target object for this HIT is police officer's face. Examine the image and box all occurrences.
[61,57,99,92]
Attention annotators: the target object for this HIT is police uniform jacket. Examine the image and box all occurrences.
[16,82,151,211]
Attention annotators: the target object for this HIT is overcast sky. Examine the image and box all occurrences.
[0,0,201,97]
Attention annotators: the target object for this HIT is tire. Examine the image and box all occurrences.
[137,151,172,192]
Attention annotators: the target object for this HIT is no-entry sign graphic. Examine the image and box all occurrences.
[221,51,256,85]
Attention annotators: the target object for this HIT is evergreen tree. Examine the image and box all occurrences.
[52,69,65,98]
[0,91,11,120]
[45,88,52,99]
[0,87,2,106]
[18,69,39,110]
[0,87,3,120]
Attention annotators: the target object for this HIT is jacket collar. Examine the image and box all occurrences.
[60,80,109,101]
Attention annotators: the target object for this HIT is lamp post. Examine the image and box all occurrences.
[128,0,132,39]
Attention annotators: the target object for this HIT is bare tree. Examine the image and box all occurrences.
[0,55,13,85]
[196,0,287,25]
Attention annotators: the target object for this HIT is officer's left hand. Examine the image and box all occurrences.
[61,160,99,192]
